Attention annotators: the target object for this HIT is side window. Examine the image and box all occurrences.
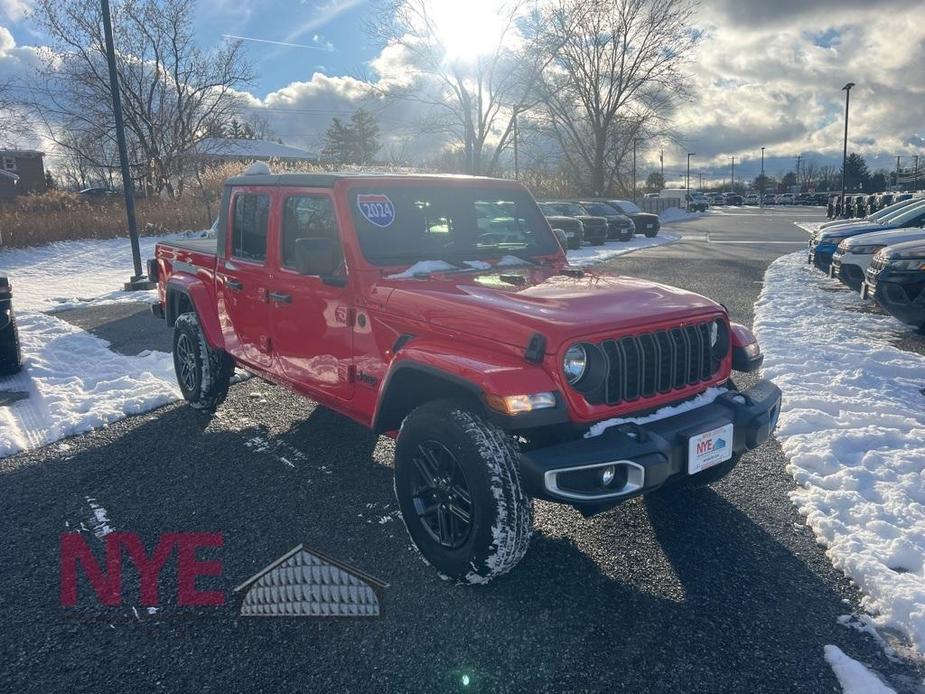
[281,195,340,269]
[231,193,270,262]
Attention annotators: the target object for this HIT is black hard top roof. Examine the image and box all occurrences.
[224,171,508,188]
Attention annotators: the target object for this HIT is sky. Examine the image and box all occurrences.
[1,0,923,187]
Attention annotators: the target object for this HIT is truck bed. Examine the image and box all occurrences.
[163,237,217,254]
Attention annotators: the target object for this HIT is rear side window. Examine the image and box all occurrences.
[281,195,339,269]
[232,193,270,262]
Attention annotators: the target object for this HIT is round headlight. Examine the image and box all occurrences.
[709,321,719,347]
[563,344,588,385]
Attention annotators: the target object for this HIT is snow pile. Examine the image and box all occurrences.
[823,645,896,694]
[0,312,179,458]
[753,251,925,653]
[796,220,827,234]
[385,260,459,279]
[585,387,727,438]
[0,231,209,313]
[567,232,679,267]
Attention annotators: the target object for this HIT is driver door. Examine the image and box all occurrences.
[268,189,354,402]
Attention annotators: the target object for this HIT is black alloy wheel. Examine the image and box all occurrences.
[409,440,473,549]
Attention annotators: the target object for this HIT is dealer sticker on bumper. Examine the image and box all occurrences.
[688,423,734,474]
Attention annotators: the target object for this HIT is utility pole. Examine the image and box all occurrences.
[660,149,664,183]
[512,111,519,182]
[101,0,152,290]
[795,155,802,190]
[915,155,920,192]
[632,139,638,202]
[730,156,735,191]
[760,146,765,207]
[686,153,695,191]
[896,155,901,191]
[840,82,855,211]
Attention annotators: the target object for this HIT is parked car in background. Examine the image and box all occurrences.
[77,187,119,198]
[537,203,584,250]
[542,201,607,246]
[818,195,923,231]
[745,193,760,206]
[863,239,925,329]
[0,277,22,377]
[851,195,868,218]
[724,193,744,206]
[866,194,880,214]
[578,200,636,241]
[708,193,725,206]
[776,193,795,205]
[813,193,829,206]
[830,226,925,291]
[878,193,895,209]
[795,193,814,205]
[604,199,661,237]
[660,189,709,212]
[809,198,925,271]
[763,193,776,206]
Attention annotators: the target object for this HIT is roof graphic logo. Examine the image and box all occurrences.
[234,544,386,618]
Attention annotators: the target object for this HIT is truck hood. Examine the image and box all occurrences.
[843,228,925,249]
[379,267,723,351]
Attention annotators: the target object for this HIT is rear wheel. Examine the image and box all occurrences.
[172,312,234,410]
[394,400,533,584]
[0,308,22,377]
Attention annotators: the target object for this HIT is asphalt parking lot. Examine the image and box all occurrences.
[3,206,924,693]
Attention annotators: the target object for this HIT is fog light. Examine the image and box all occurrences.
[743,342,760,358]
[601,466,615,485]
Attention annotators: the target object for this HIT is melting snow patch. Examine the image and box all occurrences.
[86,497,114,538]
[566,232,680,268]
[754,251,925,653]
[824,645,896,694]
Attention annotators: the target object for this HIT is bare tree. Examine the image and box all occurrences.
[371,0,554,176]
[28,0,253,197]
[536,0,699,195]
[0,79,32,147]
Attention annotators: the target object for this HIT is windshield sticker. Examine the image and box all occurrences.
[357,194,396,228]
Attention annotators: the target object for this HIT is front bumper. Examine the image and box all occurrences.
[829,256,865,290]
[863,273,925,327]
[808,244,836,272]
[519,380,782,516]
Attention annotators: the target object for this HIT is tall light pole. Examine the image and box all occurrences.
[730,156,735,191]
[840,82,855,213]
[915,155,920,192]
[686,153,695,191]
[896,155,901,191]
[101,0,152,290]
[512,111,519,181]
[699,171,703,189]
[760,146,765,207]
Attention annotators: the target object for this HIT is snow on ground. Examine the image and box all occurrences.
[753,251,925,654]
[658,206,702,223]
[796,220,827,234]
[567,232,679,267]
[824,645,897,694]
[0,311,178,458]
[1,231,210,313]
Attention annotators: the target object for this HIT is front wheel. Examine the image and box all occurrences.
[172,312,234,411]
[394,401,533,584]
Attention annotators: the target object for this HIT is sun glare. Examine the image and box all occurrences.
[427,0,510,62]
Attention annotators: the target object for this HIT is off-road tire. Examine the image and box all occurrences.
[0,308,23,377]
[394,400,533,584]
[619,232,634,242]
[172,312,234,411]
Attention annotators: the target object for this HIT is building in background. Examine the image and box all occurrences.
[0,149,47,200]
[195,138,316,166]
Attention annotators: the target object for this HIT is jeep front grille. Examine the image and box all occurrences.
[598,322,718,405]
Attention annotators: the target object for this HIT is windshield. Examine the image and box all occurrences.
[874,197,922,221]
[886,200,925,226]
[351,186,560,265]
[580,202,618,216]
[609,199,641,214]
[548,202,587,217]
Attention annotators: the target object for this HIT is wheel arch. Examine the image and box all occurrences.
[373,362,484,433]
[165,277,224,350]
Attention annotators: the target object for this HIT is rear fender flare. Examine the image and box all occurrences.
[165,276,224,350]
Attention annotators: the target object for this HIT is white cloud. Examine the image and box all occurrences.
[0,0,30,23]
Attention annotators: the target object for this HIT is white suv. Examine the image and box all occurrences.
[776,193,795,205]
[832,227,925,291]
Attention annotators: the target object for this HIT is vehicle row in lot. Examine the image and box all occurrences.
[808,195,925,329]
[826,192,917,220]
[538,199,660,247]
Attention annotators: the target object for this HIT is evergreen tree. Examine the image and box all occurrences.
[645,171,664,192]
[842,153,870,192]
[321,109,381,164]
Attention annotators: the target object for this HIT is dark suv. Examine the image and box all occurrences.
[578,201,635,241]
[543,202,608,245]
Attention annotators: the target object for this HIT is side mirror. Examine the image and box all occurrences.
[294,237,340,277]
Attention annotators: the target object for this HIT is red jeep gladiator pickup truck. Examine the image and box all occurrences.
[150,172,781,584]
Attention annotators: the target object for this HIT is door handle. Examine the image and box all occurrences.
[268,291,292,304]
[226,278,243,291]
